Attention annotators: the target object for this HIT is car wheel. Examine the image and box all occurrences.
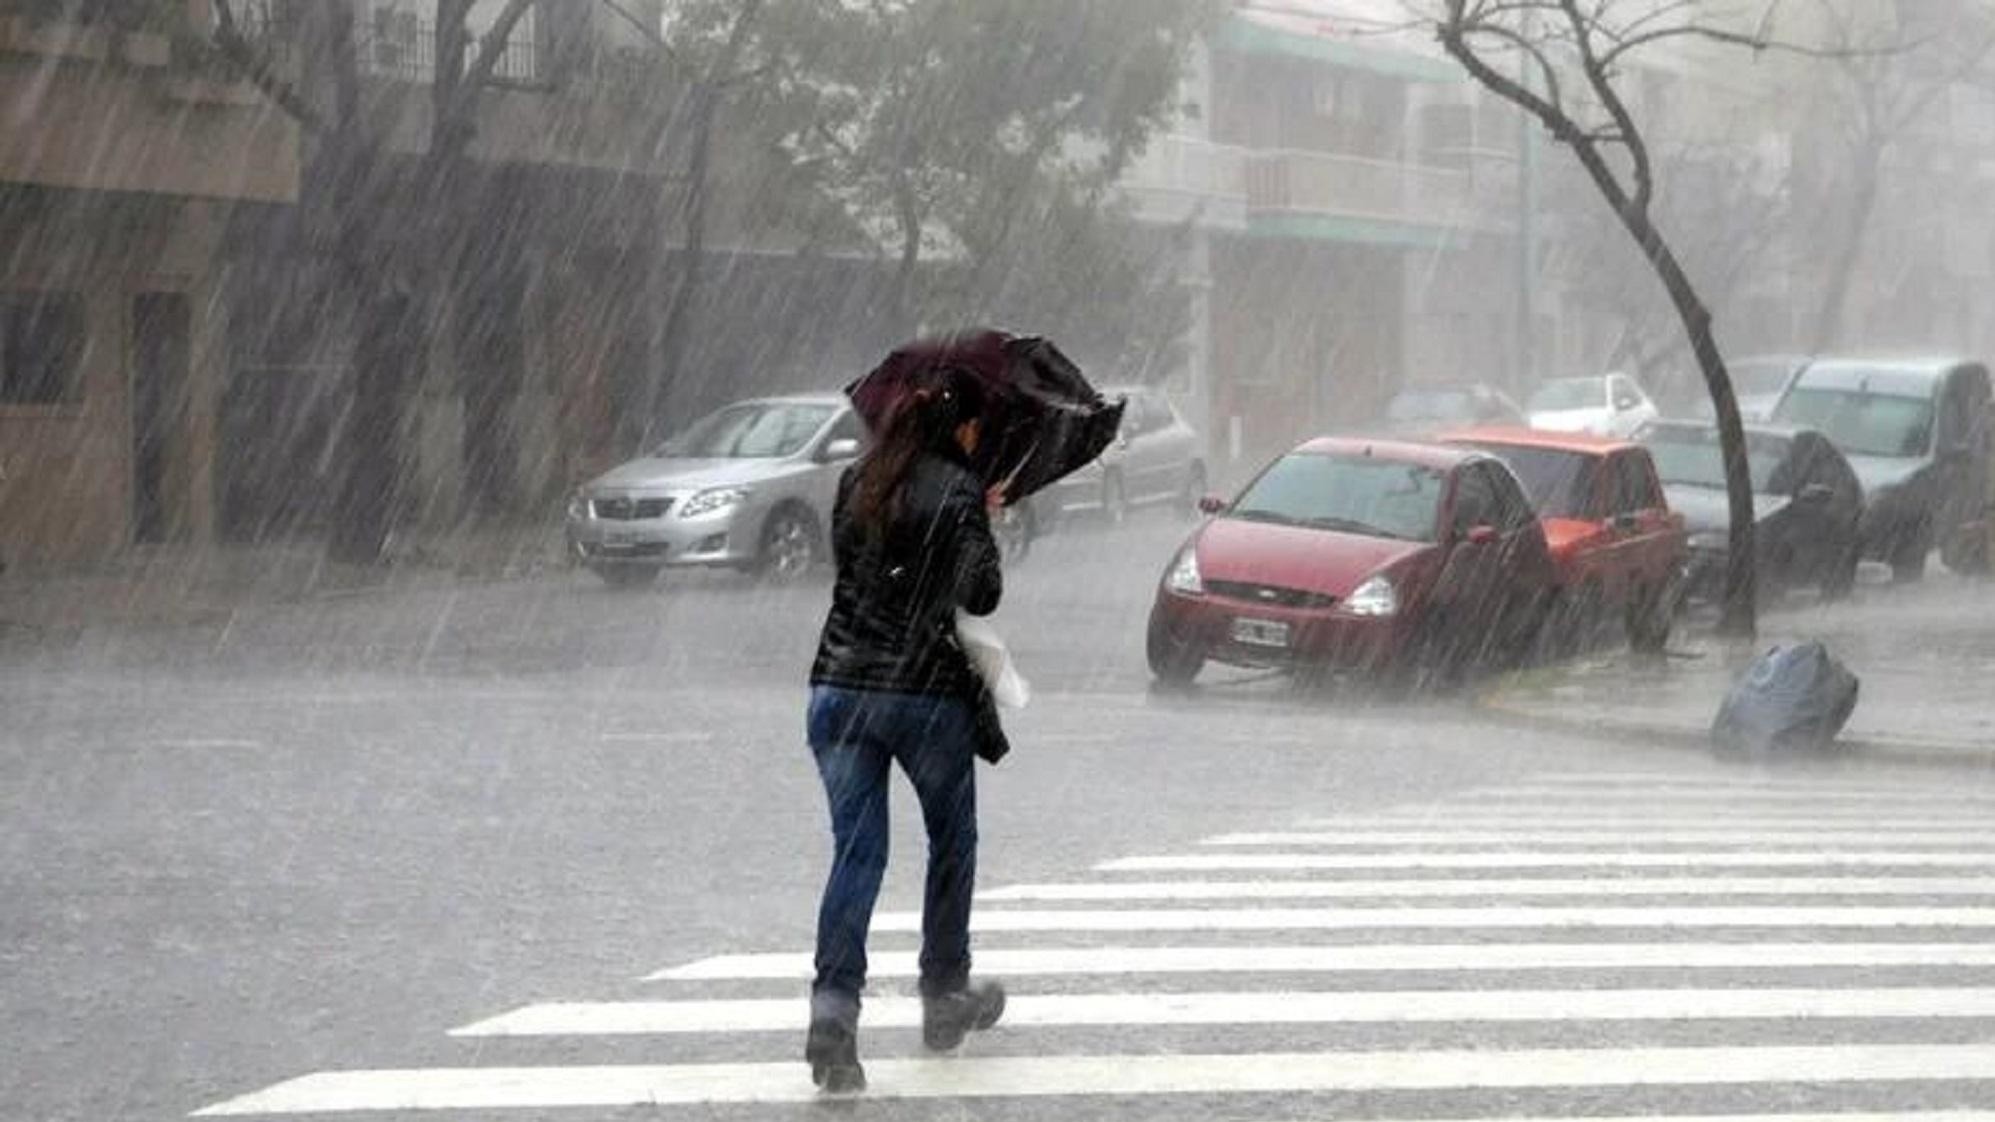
[1145,611,1203,687]
[1941,519,1991,575]
[1890,527,1930,583]
[1821,542,1860,600]
[756,506,819,585]
[1625,580,1671,655]
[1177,463,1207,520]
[1550,580,1605,657]
[596,565,660,590]
[1101,472,1129,526]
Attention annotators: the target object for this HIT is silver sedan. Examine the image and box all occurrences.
[565,395,862,587]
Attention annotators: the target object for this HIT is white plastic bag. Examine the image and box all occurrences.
[955,610,1031,709]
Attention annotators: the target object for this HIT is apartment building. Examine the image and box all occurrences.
[0,0,299,563]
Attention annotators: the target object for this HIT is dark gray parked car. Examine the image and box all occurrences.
[1639,420,1863,601]
[1771,357,1991,580]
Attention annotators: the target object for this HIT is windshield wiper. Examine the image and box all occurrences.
[1304,515,1400,538]
[1229,507,1297,526]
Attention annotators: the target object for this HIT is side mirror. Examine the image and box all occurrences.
[1610,512,1641,534]
[1465,524,1500,546]
[821,437,861,462]
[1197,495,1227,515]
[1798,482,1834,505]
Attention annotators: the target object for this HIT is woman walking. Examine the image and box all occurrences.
[804,364,1008,1092]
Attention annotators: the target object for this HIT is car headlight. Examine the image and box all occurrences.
[1165,547,1203,595]
[566,491,590,520]
[680,486,752,519]
[1343,574,1398,617]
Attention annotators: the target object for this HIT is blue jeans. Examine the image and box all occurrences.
[807,685,978,1008]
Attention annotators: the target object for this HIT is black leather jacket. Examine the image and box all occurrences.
[809,448,1002,698]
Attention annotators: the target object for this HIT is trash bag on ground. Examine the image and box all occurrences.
[1710,641,1859,754]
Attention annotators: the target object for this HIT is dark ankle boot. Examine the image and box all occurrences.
[805,1010,865,1092]
[921,979,1006,1051]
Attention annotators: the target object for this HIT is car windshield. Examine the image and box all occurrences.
[1642,426,1788,492]
[1774,386,1934,458]
[1730,359,1796,397]
[657,403,836,459]
[1528,378,1604,413]
[1463,443,1596,518]
[1227,452,1443,542]
[1387,389,1475,423]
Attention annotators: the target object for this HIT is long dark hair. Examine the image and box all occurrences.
[850,365,987,535]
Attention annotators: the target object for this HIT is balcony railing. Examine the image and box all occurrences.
[362,15,541,86]
[1122,134,1250,201]
[1245,149,1476,229]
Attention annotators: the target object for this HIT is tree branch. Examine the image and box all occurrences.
[1560,0,1650,211]
[465,0,538,90]
[205,0,322,131]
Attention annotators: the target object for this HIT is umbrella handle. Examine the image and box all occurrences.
[995,439,1037,503]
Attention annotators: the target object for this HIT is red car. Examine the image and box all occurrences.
[1438,426,1686,651]
[1146,436,1558,686]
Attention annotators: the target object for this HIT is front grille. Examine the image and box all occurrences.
[592,496,673,521]
[1206,580,1339,610]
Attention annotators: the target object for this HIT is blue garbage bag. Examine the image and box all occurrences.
[1711,642,1860,754]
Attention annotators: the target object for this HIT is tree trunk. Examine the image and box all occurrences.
[636,0,763,451]
[1566,139,1758,636]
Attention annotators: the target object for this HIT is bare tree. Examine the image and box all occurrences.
[1803,0,1995,351]
[204,0,534,559]
[1422,0,1820,637]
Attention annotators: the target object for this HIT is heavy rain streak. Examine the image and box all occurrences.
[10,0,1995,1118]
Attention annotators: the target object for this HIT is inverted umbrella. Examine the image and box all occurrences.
[845,328,1126,505]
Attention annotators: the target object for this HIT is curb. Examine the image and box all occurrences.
[1474,690,1995,772]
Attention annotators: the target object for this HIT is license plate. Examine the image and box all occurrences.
[604,530,640,546]
[1231,617,1290,648]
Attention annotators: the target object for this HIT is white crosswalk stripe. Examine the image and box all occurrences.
[194,770,1995,1117]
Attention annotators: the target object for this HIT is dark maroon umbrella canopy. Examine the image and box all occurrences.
[845,329,1125,505]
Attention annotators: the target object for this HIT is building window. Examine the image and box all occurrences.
[0,292,86,406]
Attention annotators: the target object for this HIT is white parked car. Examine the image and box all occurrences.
[1527,373,1659,437]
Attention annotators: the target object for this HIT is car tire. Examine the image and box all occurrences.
[1145,612,1203,687]
[1821,543,1860,600]
[756,506,819,585]
[1941,519,1991,576]
[596,565,660,590]
[1101,472,1129,526]
[1625,580,1671,655]
[1549,580,1604,658]
[1177,463,1207,520]
[1890,527,1930,583]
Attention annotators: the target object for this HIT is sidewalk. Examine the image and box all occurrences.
[0,524,567,638]
[1478,572,1995,765]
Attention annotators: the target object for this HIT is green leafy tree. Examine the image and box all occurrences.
[764,0,1215,344]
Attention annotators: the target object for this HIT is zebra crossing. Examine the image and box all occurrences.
[196,769,1995,1118]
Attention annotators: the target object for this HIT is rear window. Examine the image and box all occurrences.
[1642,425,1789,492]
[1387,390,1474,423]
[1228,453,1444,542]
[1528,378,1603,413]
[1460,443,1597,519]
[1774,387,1933,458]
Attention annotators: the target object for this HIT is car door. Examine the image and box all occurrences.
[1937,365,1992,553]
[1130,392,1181,502]
[1599,449,1680,601]
[1608,375,1655,437]
[807,408,865,521]
[1430,463,1510,637]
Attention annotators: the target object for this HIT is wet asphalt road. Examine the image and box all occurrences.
[5,513,1995,1121]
